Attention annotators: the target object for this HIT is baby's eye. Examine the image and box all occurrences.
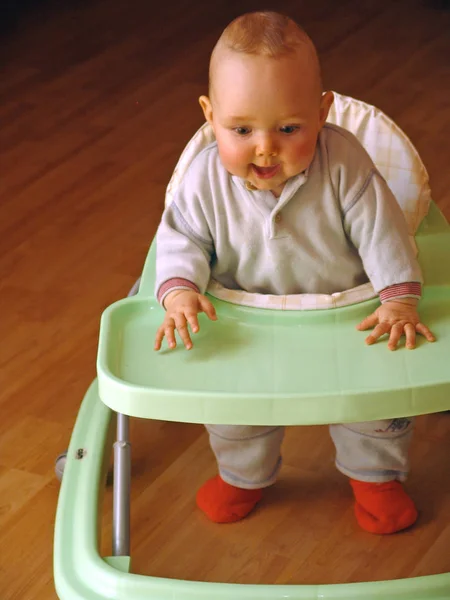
[279,125,300,134]
[234,127,251,136]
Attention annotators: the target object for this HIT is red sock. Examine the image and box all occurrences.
[350,479,418,534]
[196,475,263,523]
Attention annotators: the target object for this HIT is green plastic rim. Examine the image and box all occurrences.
[54,381,450,599]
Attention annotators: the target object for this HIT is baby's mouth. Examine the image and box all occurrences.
[251,164,280,179]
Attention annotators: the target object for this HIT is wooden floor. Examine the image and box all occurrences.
[1,0,450,598]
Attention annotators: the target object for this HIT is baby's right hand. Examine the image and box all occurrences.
[154,289,217,351]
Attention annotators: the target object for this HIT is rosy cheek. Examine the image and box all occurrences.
[293,137,316,159]
[219,146,237,168]
[218,139,248,173]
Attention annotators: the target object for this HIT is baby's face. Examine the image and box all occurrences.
[201,51,332,196]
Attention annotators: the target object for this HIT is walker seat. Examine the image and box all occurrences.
[54,93,450,599]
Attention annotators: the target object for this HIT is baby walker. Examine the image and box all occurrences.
[54,93,450,599]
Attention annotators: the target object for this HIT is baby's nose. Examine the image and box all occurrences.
[255,134,277,157]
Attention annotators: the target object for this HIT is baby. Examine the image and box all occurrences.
[153,11,435,534]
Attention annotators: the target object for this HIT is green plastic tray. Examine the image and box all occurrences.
[97,202,450,424]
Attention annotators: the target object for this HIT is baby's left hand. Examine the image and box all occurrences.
[357,299,436,350]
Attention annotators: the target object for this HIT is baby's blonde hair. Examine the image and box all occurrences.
[209,11,322,95]
[217,11,312,57]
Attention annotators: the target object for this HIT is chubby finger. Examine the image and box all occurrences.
[164,322,177,349]
[405,323,416,349]
[154,327,165,351]
[365,322,391,345]
[185,311,200,334]
[357,313,378,331]
[387,322,405,351]
[199,295,217,320]
[416,322,436,342]
[155,317,176,351]
[174,315,193,349]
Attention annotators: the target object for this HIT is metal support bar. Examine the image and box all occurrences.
[112,412,131,556]
[111,277,138,557]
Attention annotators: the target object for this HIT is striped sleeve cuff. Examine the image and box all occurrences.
[157,278,200,305]
[379,282,422,303]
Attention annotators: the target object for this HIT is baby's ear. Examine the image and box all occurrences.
[319,91,334,128]
[199,96,213,124]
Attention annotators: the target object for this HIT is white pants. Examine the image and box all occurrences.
[205,418,414,489]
